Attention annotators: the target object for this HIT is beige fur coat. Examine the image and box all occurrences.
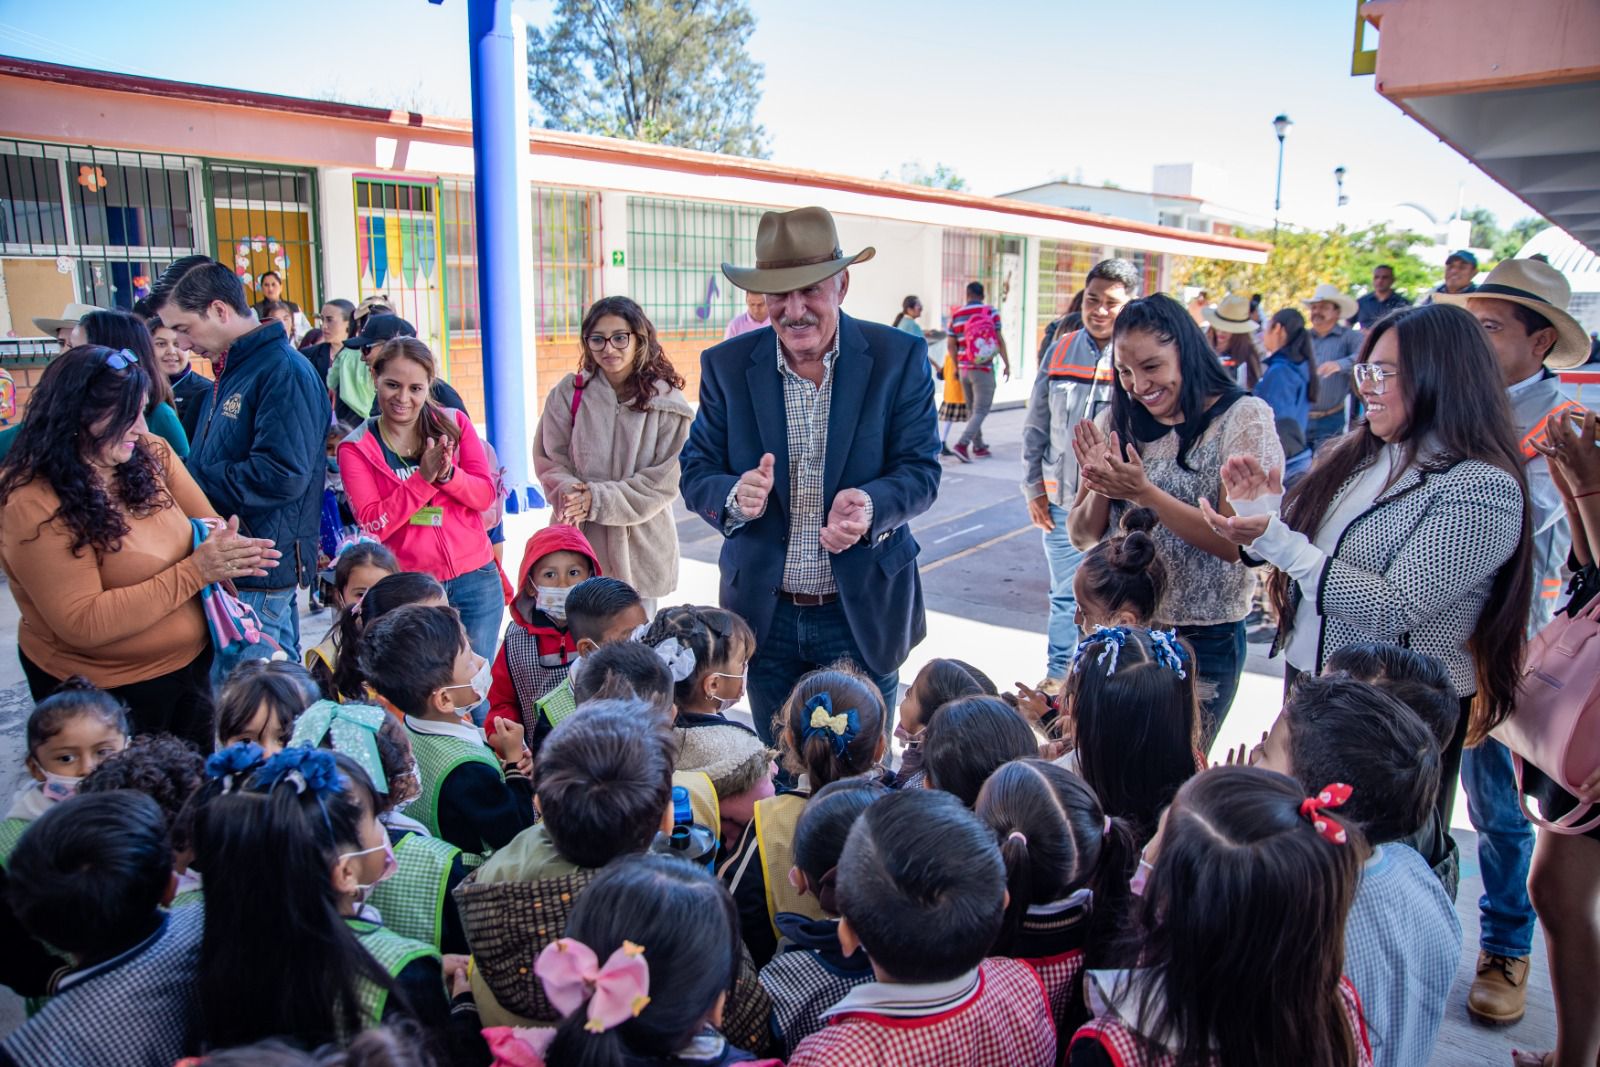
[533,372,693,598]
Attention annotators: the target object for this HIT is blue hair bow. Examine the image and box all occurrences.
[801,692,860,758]
[1147,629,1189,680]
[253,746,343,798]
[204,742,264,795]
[1072,626,1132,677]
[290,700,390,794]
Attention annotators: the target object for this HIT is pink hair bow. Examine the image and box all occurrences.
[1299,782,1354,845]
[534,938,651,1033]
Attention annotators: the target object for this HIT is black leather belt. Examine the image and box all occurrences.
[778,590,839,606]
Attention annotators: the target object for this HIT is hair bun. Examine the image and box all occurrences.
[52,675,101,695]
[1118,506,1158,536]
[1112,533,1156,573]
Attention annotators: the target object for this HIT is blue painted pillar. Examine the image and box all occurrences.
[467,0,541,509]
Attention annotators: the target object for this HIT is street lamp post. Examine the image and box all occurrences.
[1334,165,1349,208]
[1273,113,1293,233]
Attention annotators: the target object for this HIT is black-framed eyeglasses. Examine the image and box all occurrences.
[104,348,139,371]
[585,331,635,351]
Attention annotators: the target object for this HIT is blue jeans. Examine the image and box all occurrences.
[1177,619,1247,749]
[1461,738,1536,957]
[240,585,302,661]
[1043,504,1083,679]
[445,561,505,660]
[746,598,899,751]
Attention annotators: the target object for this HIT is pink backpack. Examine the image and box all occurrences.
[1493,594,1600,834]
[958,305,1001,368]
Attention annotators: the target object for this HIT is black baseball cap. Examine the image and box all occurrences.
[344,313,417,349]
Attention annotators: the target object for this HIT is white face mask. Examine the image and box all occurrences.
[40,771,82,804]
[709,670,747,713]
[536,584,572,622]
[441,654,493,714]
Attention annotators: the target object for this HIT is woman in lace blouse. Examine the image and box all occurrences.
[1067,295,1284,743]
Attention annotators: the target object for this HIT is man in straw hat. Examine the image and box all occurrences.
[1438,257,1590,1027]
[681,206,940,748]
[1303,282,1363,452]
[30,302,104,351]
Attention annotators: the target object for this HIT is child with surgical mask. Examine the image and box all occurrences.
[483,525,602,743]
[359,605,534,860]
[1,679,129,865]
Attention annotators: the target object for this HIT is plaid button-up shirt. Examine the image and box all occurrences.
[726,329,871,596]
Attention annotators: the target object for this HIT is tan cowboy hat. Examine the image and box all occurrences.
[1302,284,1357,321]
[30,301,104,336]
[722,206,875,294]
[1203,293,1256,335]
[1437,258,1592,370]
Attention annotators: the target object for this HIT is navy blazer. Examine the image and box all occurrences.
[680,313,940,676]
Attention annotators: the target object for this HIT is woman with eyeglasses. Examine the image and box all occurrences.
[1200,302,1533,835]
[534,296,692,609]
[0,346,279,749]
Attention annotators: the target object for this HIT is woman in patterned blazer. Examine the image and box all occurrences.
[1201,302,1533,839]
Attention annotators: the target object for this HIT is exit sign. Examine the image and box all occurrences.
[611,250,625,267]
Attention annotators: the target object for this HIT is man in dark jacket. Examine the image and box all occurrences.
[152,257,329,657]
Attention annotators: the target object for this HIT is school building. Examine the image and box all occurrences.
[0,56,1270,424]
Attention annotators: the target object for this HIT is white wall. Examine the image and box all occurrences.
[317,168,358,305]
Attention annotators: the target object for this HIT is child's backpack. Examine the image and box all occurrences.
[960,306,1001,368]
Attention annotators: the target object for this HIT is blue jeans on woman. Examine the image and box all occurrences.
[1176,619,1247,750]
[445,561,505,660]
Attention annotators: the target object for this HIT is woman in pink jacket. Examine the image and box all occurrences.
[338,337,503,658]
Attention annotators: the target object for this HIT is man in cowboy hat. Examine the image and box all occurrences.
[1439,258,1590,1027]
[681,206,940,747]
[1304,282,1363,452]
[30,302,104,351]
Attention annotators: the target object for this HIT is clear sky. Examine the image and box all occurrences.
[0,0,1535,234]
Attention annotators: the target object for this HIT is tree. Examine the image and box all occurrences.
[1495,216,1550,261]
[528,0,768,158]
[884,162,967,191]
[1171,223,1440,313]
[1461,206,1500,251]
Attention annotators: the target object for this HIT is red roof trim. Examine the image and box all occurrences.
[0,55,1269,255]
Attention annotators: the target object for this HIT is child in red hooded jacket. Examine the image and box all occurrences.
[484,525,602,754]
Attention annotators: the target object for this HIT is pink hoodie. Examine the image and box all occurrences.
[337,407,497,581]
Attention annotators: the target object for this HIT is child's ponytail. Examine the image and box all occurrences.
[1076,506,1168,626]
[995,824,1035,953]
[332,571,445,701]
[779,668,887,787]
[1084,814,1137,965]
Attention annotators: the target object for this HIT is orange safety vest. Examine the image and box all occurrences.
[1043,330,1114,382]
[1521,399,1585,461]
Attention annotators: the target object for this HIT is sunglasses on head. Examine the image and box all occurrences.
[103,348,139,371]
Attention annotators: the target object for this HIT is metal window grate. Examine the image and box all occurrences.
[440,178,479,339]
[1110,247,1164,299]
[205,160,321,328]
[533,186,603,340]
[0,138,204,327]
[1036,239,1100,336]
[353,175,447,372]
[627,195,763,339]
[940,229,1023,326]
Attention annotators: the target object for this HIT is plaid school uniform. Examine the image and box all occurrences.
[366,823,475,952]
[1071,970,1373,1067]
[1008,890,1092,1043]
[347,916,439,1027]
[2,907,203,1067]
[788,957,1056,1067]
[758,913,875,1056]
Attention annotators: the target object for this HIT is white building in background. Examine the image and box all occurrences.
[1001,163,1271,238]
[1519,226,1600,336]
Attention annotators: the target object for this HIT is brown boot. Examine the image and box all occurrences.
[1467,951,1529,1025]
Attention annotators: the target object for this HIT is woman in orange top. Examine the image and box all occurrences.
[0,345,278,750]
